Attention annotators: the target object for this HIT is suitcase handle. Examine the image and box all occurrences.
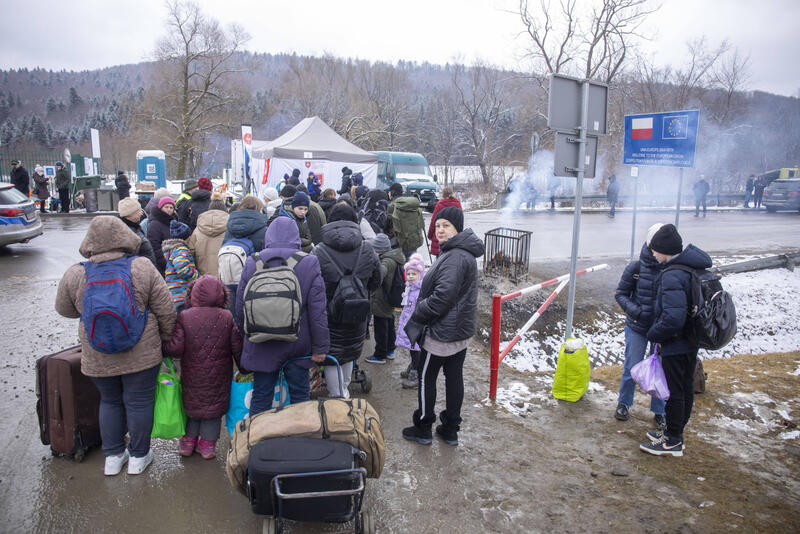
[281,355,345,401]
[272,467,366,500]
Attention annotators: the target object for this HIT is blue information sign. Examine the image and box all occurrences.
[623,110,699,168]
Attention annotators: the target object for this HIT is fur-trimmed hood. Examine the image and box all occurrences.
[79,215,141,261]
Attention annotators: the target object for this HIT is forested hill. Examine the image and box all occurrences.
[1,51,798,187]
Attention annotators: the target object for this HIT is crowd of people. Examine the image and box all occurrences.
[55,167,481,476]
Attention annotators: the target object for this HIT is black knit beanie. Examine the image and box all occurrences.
[435,206,464,233]
[649,223,682,255]
[328,203,358,223]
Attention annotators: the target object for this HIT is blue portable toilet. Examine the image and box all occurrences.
[136,150,167,192]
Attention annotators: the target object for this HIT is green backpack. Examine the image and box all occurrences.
[391,196,424,252]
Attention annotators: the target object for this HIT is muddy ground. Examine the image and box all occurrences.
[1,248,798,532]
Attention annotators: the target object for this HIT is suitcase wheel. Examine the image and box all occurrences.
[360,375,372,393]
[262,516,276,534]
[361,510,375,534]
[73,449,86,463]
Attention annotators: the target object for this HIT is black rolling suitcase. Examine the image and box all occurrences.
[247,437,371,533]
[35,345,102,461]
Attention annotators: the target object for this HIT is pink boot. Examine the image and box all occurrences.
[179,435,198,457]
[197,438,216,460]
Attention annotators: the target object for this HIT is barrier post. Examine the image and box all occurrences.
[489,293,502,400]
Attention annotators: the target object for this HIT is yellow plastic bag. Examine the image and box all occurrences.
[552,338,590,402]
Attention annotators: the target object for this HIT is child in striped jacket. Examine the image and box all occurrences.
[162,220,198,313]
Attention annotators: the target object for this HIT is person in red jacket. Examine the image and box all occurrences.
[427,187,462,257]
[163,275,243,459]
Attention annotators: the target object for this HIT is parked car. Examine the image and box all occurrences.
[0,183,43,246]
[374,151,439,211]
[763,178,800,213]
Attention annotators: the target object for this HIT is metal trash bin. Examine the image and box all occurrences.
[83,188,99,213]
[97,185,119,212]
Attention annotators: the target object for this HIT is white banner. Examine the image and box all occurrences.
[90,128,101,159]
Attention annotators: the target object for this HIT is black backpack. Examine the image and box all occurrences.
[317,246,371,324]
[663,265,737,350]
[382,260,405,307]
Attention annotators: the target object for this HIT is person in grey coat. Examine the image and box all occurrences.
[401,206,483,447]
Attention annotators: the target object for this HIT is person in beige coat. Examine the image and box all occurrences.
[55,216,176,476]
[186,193,229,277]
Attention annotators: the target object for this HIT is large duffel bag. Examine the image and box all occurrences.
[227,397,385,493]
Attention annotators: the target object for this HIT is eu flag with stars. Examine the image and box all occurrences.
[662,115,688,139]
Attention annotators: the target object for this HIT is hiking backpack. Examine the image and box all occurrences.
[241,252,307,343]
[663,265,737,350]
[391,201,424,252]
[81,255,149,354]
[218,238,255,286]
[382,260,405,307]
[317,246,371,324]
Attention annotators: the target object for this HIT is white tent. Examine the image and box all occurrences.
[249,117,378,200]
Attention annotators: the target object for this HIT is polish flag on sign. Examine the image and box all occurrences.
[632,117,653,139]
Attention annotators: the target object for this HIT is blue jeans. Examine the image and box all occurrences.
[91,364,160,457]
[617,326,665,415]
[250,361,311,416]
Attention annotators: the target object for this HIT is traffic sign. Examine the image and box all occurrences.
[553,132,597,178]
[623,110,699,168]
[548,74,608,135]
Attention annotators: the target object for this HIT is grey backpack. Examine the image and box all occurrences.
[242,252,306,343]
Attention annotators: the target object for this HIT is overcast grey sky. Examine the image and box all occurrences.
[1,0,798,96]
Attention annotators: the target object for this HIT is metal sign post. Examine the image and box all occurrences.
[564,80,590,340]
[675,167,684,229]
[549,73,608,341]
[629,166,639,261]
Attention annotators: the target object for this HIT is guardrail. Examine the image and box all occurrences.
[488,263,609,400]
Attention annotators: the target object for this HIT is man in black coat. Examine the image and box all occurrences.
[115,171,131,200]
[338,167,353,195]
[640,224,712,458]
[744,174,755,208]
[10,160,30,197]
[312,204,381,397]
[693,176,710,217]
[289,168,301,186]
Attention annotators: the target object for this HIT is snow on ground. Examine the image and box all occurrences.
[501,266,800,374]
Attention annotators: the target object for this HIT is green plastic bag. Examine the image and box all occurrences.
[552,338,590,402]
[151,357,187,439]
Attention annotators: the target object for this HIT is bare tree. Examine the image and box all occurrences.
[423,88,461,185]
[518,0,658,84]
[452,62,520,186]
[144,0,249,179]
[710,47,750,124]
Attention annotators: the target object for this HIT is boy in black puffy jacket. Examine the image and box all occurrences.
[640,224,712,457]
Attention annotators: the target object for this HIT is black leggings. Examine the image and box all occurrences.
[414,348,467,430]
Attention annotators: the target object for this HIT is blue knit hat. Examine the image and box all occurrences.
[292,191,310,208]
[170,220,192,240]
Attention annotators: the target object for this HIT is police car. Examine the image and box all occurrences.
[0,183,43,246]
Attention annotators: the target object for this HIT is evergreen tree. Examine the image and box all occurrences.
[69,87,83,108]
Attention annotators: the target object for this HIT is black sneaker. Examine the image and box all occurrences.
[435,424,459,446]
[402,425,432,445]
[614,404,629,421]
[640,439,684,457]
[646,430,664,443]
[654,414,667,430]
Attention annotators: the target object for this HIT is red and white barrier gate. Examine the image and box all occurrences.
[488,263,608,400]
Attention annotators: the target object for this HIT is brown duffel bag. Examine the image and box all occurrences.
[226,397,385,493]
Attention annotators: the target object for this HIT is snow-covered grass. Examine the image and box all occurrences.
[501,266,800,374]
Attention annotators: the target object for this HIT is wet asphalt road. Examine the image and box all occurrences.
[0,211,798,533]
